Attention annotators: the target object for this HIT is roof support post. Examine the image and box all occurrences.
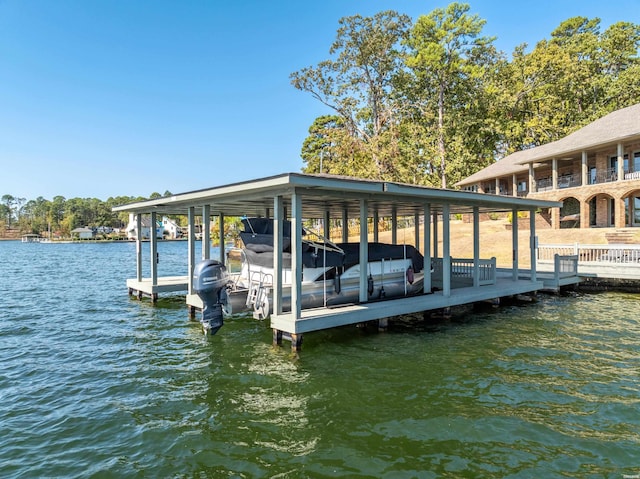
[291,190,303,320]
[342,208,348,243]
[135,214,142,282]
[529,163,536,194]
[188,206,196,296]
[552,159,558,190]
[273,196,284,316]
[530,208,537,283]
[414,212,420,252]
[373,209,379,243]
[512,207,519,281]
[442,204,451,297]
[432,211,439,259]
[617,143,624,181]
[150,211,158,288]
[218,213,225,265]
[512,174,517,197]
[473,207,480,287]
[202,205,210,260]
[323,210,330,240]
[582,151,588,186]
[391,207,397,245]
[423,203,431,294]
[359,198,369,303]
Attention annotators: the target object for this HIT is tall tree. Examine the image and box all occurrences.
[405,2,496,188]
[291,10,411,179]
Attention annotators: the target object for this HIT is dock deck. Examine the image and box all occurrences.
[127,276,189,300]
[270,278,546,334]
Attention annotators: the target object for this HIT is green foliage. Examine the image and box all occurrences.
[294,5,640,188]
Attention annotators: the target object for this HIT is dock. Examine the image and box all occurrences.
[113,173,571,351]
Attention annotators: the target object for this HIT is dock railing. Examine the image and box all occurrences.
[554,254,578,283]
[538,244,640,263]
[432,257,497,287]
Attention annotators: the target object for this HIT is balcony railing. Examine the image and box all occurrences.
[589,167,617,184]
[557,173,581,189]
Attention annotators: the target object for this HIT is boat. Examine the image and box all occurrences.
[207,218,426,324]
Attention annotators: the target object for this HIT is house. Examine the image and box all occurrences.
[456,103,640,229]
[126,213,164,240]
[71,227,94,239]
[161,216,183,239]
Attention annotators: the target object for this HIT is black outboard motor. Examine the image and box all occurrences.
[193,259,229,335]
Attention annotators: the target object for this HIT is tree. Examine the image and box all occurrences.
[291,10,411,179]
[404,2,496,188]
[1,195,15,228]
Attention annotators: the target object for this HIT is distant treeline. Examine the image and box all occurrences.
[0,192,175,236]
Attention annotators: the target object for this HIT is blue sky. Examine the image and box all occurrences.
[1,0,639,201]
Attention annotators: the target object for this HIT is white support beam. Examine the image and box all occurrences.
[423,204,431,294]
[373,209,379,243]
[529,163,536,194]
[135,214,142,281]
[582,151,588,187]
[442,204,451,297]
[391,207,397,245]
[273,196,284,316]
[512,207,519,280]
[218,213,225,265]
[433,212,439,259]
[617,143,624,182]
[473,207,480,287]
[359,199,369,303]
[150,211,158,287]
[202,205,210,260]
[291,190,303,319]
[530,208,537,282]
[414,212,420,252]
[188,206,196,296]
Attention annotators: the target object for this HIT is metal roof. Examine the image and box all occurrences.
[112,172,561,218]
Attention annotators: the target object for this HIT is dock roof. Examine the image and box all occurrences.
[112,172,561,218]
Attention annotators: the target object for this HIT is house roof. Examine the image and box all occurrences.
[456,102,640,187]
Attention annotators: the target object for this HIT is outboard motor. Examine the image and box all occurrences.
[193,259,229,335]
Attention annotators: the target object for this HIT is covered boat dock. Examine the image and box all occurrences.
[113,173,566,351]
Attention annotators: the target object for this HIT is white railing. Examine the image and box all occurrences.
[539,244,640,263]
[554,254,578,279]
[432,257,497,286]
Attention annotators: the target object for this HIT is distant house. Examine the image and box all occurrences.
[162,216,183,239]
[126,214,164,240]
[71,227,94,240]
[456,103,640,229]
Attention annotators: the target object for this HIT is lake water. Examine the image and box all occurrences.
[1,240,639,478]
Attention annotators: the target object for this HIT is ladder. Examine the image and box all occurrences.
[246,271,272,320]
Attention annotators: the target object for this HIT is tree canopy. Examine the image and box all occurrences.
[292,3,640,188]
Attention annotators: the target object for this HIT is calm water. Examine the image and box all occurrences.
[1,240,639,478]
